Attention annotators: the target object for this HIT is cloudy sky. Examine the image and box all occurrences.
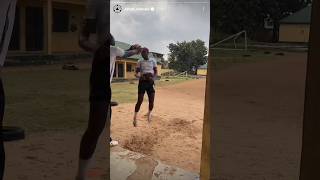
[111,0,210,59]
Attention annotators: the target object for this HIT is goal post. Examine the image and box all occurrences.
[210,30,248,51]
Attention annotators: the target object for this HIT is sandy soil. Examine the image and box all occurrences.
[4,131,108,180]
[111,52,307,179]
[111,79,206,173]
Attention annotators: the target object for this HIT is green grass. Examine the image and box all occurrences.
[112,77,192,104]
[1,67,192,133]
[1,49,283,133]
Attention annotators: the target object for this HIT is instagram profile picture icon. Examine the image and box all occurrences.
[113,4,122,13]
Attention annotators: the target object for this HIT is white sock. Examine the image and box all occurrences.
[76,158,92,180]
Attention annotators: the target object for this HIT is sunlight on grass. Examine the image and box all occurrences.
[2,67,192,133]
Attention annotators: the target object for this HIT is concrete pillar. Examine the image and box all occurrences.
[299,1,320,179]
[20,4,26,51]
[115,62,119,78]
[124,61,127,79]
[46,0,52,55]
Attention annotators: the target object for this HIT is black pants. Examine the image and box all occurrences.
[79,45,111,160]
[0,79,5,180]
[135,79,155,112]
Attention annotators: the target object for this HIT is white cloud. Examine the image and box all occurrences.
[111,0,210,60]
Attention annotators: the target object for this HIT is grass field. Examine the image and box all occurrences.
[1,49,286,133]
[1,66,192,133]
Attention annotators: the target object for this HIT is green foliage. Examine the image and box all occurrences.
[213,0,309,39]
[168,40,208,72]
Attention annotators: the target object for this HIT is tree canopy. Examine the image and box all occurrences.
[168,40,208,73]
[213,0,310,38]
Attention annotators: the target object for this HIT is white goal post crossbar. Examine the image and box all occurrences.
[210,30,248,51]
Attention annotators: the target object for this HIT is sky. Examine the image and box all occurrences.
[111,0,210,60]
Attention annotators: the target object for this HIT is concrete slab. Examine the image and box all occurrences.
[111,146,199,180]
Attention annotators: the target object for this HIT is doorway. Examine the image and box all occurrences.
[25,7,44,51]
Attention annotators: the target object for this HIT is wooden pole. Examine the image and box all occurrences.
[299,1,320,179]
[200,0,214,179]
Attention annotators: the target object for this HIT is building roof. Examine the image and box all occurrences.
[280,5,312,24]
[115,41,163,64]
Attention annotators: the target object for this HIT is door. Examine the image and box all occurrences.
[9,7,20,50]
[118,63,124,78]
[26,7,44,51]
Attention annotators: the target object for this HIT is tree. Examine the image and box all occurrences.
[168,40,208,73]
[213,0,309,40]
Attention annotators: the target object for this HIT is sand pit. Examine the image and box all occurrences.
[111,79,206,173]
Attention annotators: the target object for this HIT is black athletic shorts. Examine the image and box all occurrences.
[138,79,155,95]
[89,44,111,102]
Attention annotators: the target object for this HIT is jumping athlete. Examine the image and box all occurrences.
[133,48,158,127]
[0,0,18,179]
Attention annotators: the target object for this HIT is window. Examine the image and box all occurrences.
[127,64,132,72]
[53,9,69,32]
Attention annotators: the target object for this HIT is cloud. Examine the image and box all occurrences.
[111,0,210,59]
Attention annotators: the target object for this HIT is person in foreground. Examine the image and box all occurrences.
[109,41,142,147]
[133,48,158,127]
[0,0,18,179]
[75,3,141,178]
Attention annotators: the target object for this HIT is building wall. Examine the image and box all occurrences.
[279,24,310,42]
[197,69,207,76]
[51,2,85,53]
[126,62,138,79]
[12,0,86,53]
[114,59,162,79]
[160,69,174,75]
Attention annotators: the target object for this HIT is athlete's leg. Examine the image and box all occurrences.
[133,92,144,127]
[147,92,155,111]
[146,83,155,122]
[135,93,145,112]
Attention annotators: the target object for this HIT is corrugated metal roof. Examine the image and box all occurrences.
[280,5,312,24]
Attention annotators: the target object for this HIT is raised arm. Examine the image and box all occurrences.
[122,44,142,58]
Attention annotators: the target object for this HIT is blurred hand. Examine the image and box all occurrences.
[131,44,142,50]
[129,44,142,54]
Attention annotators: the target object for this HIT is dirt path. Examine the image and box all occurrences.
[210,52,306,180]
[4,131,108,180]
